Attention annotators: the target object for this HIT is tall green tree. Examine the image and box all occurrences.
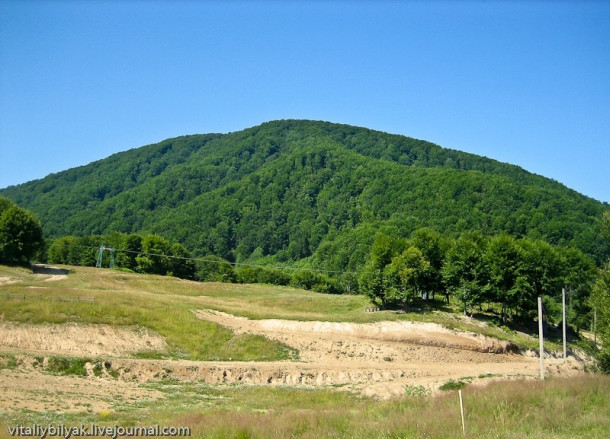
[485,234,524,320]
[48,236,76,264]
[0,197,45,264]
[409,228,449,300]
[168,242,196,279]
[197,255,236,282]
[384,246,432,306]
[590,262,610,372]
[116,234,143,271]
[590,210,610,372]
[136,234,172,275]
[517,239,563,320]
[442,235,489,313]
[561,247,597,332]
[359,234,407,307]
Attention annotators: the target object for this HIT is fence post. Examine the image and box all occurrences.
[459,389,465,436]
[538,297,545,380]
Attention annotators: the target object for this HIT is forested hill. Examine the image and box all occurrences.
[1,119,608,267]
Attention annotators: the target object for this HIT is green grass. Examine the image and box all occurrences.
[0,354,18,371]
[46,356,89,376]
[133,375,610,438]
[0,265,296,361]
[439,378,469,391]
[0,265,607,438]
[0,264,565,356]
[1,375,607,438]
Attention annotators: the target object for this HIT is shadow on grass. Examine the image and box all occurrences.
[374,297,454,314]
[31,264,71,275]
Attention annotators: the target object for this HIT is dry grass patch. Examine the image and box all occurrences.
[159,375,609,438]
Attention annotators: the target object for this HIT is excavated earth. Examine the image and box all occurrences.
[187,309,586,398]
[0,321,168,357]
[0,306,589,415]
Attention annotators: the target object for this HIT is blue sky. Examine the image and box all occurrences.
[1,0,609,203]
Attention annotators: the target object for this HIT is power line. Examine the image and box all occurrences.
[50,241,356,275]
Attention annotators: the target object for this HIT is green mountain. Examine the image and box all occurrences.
[1,120,608,268]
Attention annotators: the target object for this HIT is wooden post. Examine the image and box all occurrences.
[562,288,567,362]
[458,389,465,436]
[594,308,597,347]
[538,297,545,380]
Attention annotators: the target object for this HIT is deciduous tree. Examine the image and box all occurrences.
[0,197,44,264]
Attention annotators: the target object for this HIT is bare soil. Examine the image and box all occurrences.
[0,308,589,417]
[191,309,586,398]
[0,322,168,357]
[0,367,163,413]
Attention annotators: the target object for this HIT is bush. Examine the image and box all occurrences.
[46,356,89,376]
[439,378,467,391]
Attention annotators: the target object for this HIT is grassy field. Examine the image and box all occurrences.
[146,375,610,439]
[0,265,555,353]
[1,264,607,438]
[1,373,608,438]
[0,265,298,361]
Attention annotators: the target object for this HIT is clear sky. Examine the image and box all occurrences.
[1,0,609,203]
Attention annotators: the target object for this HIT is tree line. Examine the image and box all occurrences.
[45,227,600,330]
[46,231,346,294]
[359,229,597,329]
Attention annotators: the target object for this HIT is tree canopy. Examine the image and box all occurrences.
[0,196,45,264]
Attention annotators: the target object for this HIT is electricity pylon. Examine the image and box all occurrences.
[95,245,115,269]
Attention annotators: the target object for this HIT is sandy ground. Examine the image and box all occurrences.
[42,274,69,282]
[0,367,163,413]
[0,269,67,286]
[0,308,590,418]
[191,309,586,398]
[0,322,168,357]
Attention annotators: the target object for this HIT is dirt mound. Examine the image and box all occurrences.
[195,309,515,364]
[0,322,168,357]
[187,309,586,398]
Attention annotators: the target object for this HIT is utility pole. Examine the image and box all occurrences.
[538,297,545,380]
[562,288,567,362]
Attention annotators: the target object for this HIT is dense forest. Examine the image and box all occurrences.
[1,120,608,269]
